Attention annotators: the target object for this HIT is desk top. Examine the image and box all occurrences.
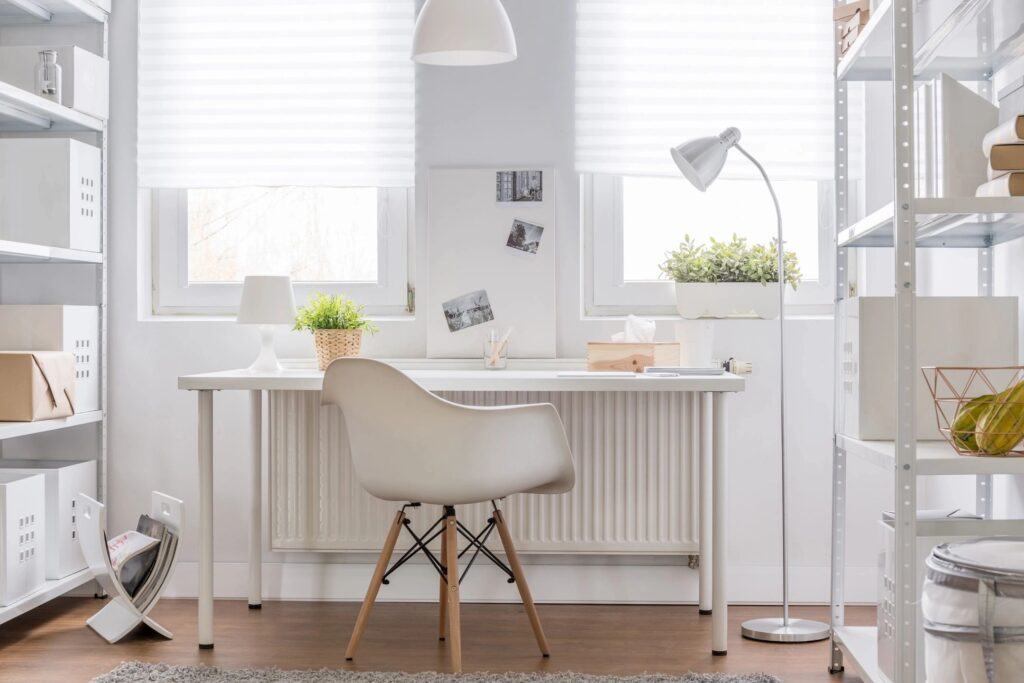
[178,361,744,393]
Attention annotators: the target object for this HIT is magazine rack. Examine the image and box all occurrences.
[78,491,183,643]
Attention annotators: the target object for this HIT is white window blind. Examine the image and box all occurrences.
[137,0,415,189]
[575,0,835,180]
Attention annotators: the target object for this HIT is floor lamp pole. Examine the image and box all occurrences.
[735,144,830,644]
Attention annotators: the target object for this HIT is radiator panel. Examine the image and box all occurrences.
[269,390,700,554]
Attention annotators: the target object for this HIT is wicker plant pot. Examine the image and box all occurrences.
[313,328,363,370]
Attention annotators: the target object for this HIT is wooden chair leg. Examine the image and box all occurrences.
[493,508,551,656]
[444,509,463,673]
[345,510,405,661]
[438,525,448,641]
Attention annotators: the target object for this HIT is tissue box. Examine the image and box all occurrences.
[0,352,76,422]
[0,45,109,119]
[0,306,99,413]
[586,342,681,373]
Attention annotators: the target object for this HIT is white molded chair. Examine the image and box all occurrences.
[321,358,575,672]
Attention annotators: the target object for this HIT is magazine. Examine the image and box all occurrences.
[107,529,159,595]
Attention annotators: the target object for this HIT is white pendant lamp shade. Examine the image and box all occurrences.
[670,127,742,192]
[412,0,517,66]
[237,276,296,325]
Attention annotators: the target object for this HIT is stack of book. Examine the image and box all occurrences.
[107,513,179,612]
[835,0,870,60]
[977,116,1024,197]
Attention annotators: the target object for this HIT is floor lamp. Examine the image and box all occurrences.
[669,128,830,644]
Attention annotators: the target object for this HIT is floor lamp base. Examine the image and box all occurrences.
[740,617,830,643]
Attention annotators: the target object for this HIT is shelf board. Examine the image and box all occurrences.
[0,568,94,627]
[838,197,1024,248]
[0,80,103,132]
[838,0,1024,82]
[916,517,1024,536]
[0,0,106,24]
[0,411,103,442]
[833,626,890,683]
[838,435,1024,475]
[0,239,102,264]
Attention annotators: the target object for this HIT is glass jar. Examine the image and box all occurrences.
[35,50,62,103]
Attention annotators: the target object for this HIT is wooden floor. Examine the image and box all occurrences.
[0,599,874,683]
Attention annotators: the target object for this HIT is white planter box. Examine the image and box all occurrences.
[0,45,109,119]
[840,296,1018,440]
[0,138,101,252]
[0,472,45,606]
[0,461,94,580]
[675,282,780,319]
[0,305,99,413]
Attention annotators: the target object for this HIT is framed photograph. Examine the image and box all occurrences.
[506,219,544,254]
[496,170,543,202]
[442,289,495,333]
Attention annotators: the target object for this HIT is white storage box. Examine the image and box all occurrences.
[0,472,45,606]
[923,538,1024,683]
[0,305,99,413]
[841,296,1018,440]
[0,461,94,580]
[0,138,101,252]
[877,512,978,681]
[0,45,109,119]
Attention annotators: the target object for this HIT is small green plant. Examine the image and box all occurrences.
[293,292,379,334]
[660,234,801,289]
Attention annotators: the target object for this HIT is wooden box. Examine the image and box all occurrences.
[586,342,680,373]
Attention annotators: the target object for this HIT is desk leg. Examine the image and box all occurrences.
[198,390,214,649]
[711,392,728,656]
[698,392,712,615]
[249,389,262,609]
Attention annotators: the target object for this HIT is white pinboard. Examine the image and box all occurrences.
[426,168,556,358]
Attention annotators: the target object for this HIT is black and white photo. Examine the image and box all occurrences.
[442,289,495,333]
[506,219,544,254]
[495,170,543,202]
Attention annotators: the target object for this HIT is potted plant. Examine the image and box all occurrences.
[293,292,379,370]
[660,234,801,319]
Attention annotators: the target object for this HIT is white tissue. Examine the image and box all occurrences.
[611,314,656,343]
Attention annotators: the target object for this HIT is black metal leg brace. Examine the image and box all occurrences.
[379,505,516,587]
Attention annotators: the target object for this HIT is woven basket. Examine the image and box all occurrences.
[313,328,363,370]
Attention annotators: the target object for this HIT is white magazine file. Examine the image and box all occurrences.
[77,491,183,643]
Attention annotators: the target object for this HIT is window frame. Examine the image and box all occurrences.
[151,187,412,316]
[583,174,835,317]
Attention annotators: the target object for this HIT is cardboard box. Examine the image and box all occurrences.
[0,45,108,119]
[833,0,870,21]
[840,297,1018,440]
[0,472,45,606]
[0,461,95,579]
[0,306,99,413]
[839,9,869,38]
[586,342,681,373]
[0,352,76,422]
[0,138,101,252]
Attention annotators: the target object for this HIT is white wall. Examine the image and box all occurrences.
[98,0,891,604]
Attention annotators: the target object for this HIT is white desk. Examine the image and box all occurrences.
[178,363,744,655]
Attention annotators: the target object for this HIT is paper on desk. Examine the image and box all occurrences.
[610,314,656,343]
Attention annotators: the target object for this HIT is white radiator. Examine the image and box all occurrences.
[269,390,700,554]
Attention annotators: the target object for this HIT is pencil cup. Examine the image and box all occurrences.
[484,336,509,370]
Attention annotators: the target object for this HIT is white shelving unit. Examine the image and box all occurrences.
[0,0,108,624]
[830,1,1024,681]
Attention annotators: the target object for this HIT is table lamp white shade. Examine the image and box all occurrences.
[670,127,741,192]
[237,276,296,372]
[412,0,517,66]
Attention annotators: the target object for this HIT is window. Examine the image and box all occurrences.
[153,187,410,314]
[138,0,415,315]
[576,0,835,314]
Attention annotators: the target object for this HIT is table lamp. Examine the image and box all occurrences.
[670,128,829,646]
[237,275,296,372]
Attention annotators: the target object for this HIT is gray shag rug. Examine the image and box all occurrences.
[92,663,781,683]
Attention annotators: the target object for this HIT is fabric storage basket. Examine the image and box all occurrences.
[313,329,363,370]
[923,537,1024,683]
[0,472,46,606]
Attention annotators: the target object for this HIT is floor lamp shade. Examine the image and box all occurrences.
[412,0,517,66]
[237,276,296,325]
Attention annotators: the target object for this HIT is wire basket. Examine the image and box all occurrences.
[313,328,363,371]
[922,366,1024,457]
